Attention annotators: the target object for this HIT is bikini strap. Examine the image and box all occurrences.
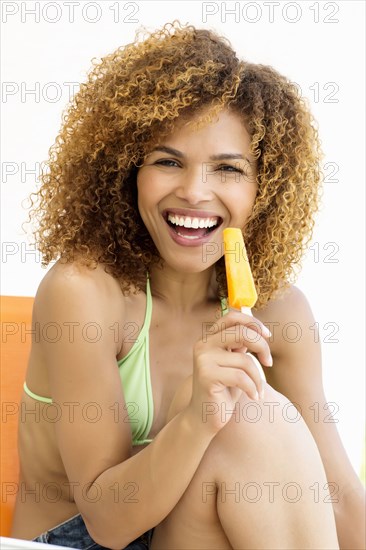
[145,273,153,329]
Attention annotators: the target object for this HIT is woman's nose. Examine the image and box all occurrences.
[174,167,215,204]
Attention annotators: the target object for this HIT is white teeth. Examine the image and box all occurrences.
[167,213,219,229]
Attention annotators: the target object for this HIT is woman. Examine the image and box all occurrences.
[11,22,364,549]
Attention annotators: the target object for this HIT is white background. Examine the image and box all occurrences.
[1,1,365,476]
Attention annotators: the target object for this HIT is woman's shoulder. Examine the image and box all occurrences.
[254,283,314,355]
[34,259,129,325]
[257,283,311,318]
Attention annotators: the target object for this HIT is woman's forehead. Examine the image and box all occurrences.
[145,109,255,160]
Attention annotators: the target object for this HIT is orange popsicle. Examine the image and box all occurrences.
[223,228,257,310]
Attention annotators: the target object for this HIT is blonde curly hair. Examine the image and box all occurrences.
[27,21,323,309]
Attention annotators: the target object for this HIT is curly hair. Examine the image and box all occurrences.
[27,20,323,309]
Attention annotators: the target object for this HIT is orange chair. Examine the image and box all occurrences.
[0,296,34,536]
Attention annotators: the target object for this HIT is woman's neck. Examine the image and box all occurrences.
[148,264,218,315]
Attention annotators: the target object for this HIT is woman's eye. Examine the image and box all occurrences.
[217,164,244,174]
[154,159,180,168]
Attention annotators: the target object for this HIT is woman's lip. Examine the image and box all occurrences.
[163,217,221,247]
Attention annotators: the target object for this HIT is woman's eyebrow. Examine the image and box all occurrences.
[210,153,252,164]
[150,145,186,158]
[150,146,252,165]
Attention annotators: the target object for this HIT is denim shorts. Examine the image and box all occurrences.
[32,512,154,549]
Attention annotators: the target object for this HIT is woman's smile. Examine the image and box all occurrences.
[162,208,223,246]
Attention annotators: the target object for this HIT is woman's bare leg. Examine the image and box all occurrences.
[150,384,339,550]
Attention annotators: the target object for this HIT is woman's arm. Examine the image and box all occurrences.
[35,264,215,550]
[263,285,365,550]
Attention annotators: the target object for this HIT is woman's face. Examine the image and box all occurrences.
[137,108,258,272]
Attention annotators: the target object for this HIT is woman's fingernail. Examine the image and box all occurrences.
[266,355,273,367]
[253,391,259,401]
[261,325,272,338]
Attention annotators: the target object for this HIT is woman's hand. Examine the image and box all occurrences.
[186,310,272,436]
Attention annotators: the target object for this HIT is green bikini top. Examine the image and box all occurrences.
[23,276,229,446]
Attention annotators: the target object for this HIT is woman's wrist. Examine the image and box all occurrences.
[178,405,218,445]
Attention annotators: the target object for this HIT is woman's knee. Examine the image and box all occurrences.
[216,383,300,435]
[207,383,321,469]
